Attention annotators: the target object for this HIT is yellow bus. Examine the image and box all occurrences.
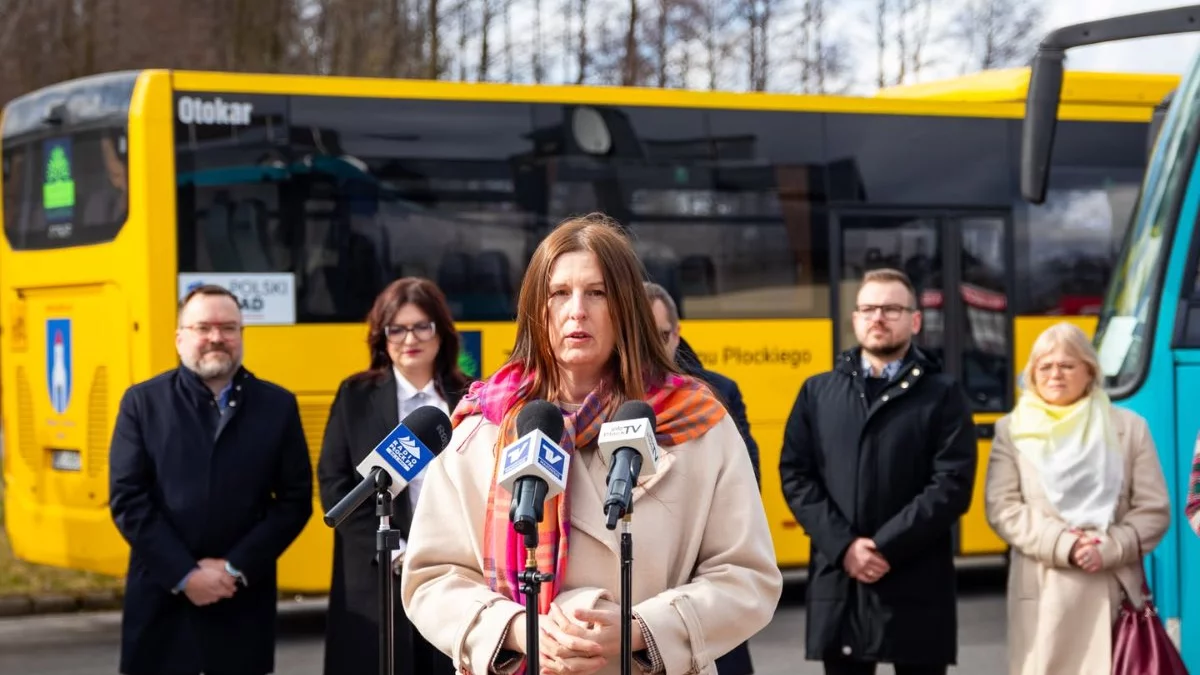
[0,67,1177,591]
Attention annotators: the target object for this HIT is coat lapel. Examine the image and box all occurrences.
[371,376,400,440]
[568,439,680,556]
[570,450,620,554]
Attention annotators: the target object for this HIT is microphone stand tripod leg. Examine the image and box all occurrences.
[376,491,400,675]
[620,514,633,675]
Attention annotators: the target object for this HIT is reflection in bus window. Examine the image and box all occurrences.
[1018,182,1139,315]
[177,96,540,323]
[1013,119,1146,316]
[542,105,831,320]
[960,218,1009,412]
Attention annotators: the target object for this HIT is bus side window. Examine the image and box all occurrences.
[229,199,273,272]
[1175,232,1200,348]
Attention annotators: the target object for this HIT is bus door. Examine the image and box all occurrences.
[831,209,1012,558]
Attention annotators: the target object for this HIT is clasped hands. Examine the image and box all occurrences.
[843,537,890,584]
[183,558,238,606]
[1068,528,1106,573]
[522,602,641,675]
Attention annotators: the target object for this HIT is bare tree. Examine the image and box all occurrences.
[870,0,940,88]
[479,0,494,80]
[791,0,851,94]
[532,0,546,82]
[651,0,670,87]
[0,0,30,60]
[742,0,774,91]
[456,0,471,80]
[950,0,1042,71]
[503,0,515,81]
[427,0,441,79]
[576,0,590,84]
[693,0,736,90]
[621,0,640,85]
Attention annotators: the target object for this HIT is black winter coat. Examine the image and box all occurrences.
[317,373,468,675]
[778,346,976,666]
[109,366,314,675]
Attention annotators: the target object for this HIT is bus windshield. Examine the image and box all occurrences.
[1,128,130,250]
[1093,56,1200,392]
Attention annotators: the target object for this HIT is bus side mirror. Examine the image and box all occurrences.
[1020,48,1066,206]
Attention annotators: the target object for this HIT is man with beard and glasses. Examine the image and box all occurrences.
[779,268,976,675]
[109,284,313,675]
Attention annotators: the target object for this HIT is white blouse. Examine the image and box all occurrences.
[392,367,449,560]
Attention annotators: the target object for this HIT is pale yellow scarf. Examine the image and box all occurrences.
[1009,387,1123,530]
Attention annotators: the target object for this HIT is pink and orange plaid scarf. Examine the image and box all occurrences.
[449,360,726,615]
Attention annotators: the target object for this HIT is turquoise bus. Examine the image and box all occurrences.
[1021,3,1200,668]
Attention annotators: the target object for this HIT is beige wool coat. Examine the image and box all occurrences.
[400,411,783,675]
[985,406,1171,675]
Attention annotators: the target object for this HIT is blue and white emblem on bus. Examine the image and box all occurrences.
[47,318,72,415]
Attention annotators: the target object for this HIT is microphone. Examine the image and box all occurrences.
[598,400,659,530]
[323,405,453,528]
[497,400,570,542]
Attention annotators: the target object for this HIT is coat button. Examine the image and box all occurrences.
[881,394,889,401]
[913,368,921,376]
[230,400,237,407]
[842,646,852,655]
[901,381,909,389]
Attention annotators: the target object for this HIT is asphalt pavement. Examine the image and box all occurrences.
[0,570,1010,675]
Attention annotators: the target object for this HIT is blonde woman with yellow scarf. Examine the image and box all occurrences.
[984,322,1170,675]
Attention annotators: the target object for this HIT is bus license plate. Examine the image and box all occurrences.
[51,449,82,472]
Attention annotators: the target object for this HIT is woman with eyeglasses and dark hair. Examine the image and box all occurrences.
[318,277,472,675]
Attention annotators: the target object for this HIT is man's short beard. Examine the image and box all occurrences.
[189,352,239,380]
[864,339,909,361]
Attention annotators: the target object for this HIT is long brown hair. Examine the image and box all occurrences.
[507,213,682,409]
[352,277,471,399]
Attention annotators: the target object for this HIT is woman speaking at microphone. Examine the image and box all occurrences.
[401,213,782,675]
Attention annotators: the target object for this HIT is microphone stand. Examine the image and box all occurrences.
[513,480,553,675]
[323,466,399,675]
[373,470,401,675]
[518,531,552,675]
[620,512,633,675]
[603,453,641,675]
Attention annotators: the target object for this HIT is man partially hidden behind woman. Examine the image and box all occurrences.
[400,212,783,675]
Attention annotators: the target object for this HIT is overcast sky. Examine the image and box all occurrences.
[1042,0,1200,74]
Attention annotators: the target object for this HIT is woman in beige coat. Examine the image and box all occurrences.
[985,322,1171,675]
[400,213,783,675]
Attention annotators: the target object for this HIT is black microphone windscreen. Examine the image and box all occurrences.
[612,399,656,428]
[517,399,565,440]
[401,405,454,453]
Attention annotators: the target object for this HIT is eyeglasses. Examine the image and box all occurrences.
[184,323,241,338]
[854,304,914,320]
[384,322,437,343]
